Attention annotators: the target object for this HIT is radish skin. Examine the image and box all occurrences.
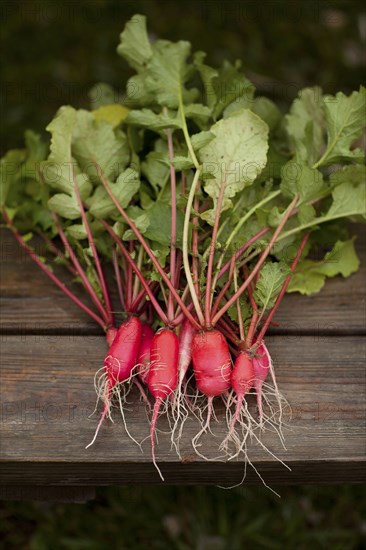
[86,316,143,449]
[136,323,155,384]
[191,330,231,397]
[148,328,179,480]
[221,352,255,451]
[178,318,196,387]
[104,316,143,384]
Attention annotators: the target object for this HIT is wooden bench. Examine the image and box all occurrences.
[1,227,365,501]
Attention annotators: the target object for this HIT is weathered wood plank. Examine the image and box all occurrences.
[1,228,365,335]
[0,335,365,485]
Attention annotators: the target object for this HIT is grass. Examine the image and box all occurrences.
[1,485,365,549]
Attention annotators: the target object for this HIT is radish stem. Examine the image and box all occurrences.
[2,208,106,330]
[212,195,299,325]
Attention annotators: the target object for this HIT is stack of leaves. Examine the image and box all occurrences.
[1,14,365,481]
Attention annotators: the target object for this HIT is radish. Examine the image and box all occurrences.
[148,328,179,479]
[104,316,143,384]
[86,316,143,448]
[171,319,196,454]
[177,318,196,390]
[220,351,255,453]
[136,323,155,384]
[190,329,232,457]
[191,330,231,397]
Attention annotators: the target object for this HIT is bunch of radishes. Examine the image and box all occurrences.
[1,14,365,482]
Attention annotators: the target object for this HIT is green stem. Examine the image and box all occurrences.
[178,94,200,170]
[182,168,205,326]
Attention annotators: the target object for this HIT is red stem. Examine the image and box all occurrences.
[126,240,134,310]
[52,213,109,324]
[101,221,170,326]
[71,165,114,326]
[2,209,106,330]
[37,231,78,277]
[204,180,226,328]
[218,226,270,281]
[212,195,299,326]
[211,255,235,318]
[112,247,126,313]
[244,265,258,348]
[256,231,310,343]
[99,168,200,330]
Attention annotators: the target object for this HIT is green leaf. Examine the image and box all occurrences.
[41,106,76,194]
[122,211,150,240]
[88,168,140,219]
[0,148,25,206]
[24,130,48,162]
[183,103,212,126]
[254,261,290,310]
[212,60,255,119]
[194,51,218,109]
[191,131,215,150]
[72,110,130,183]
[116,14,153,71]
[251,97,282,132]
[146,39,198,108]
[297,204,316,225]
[329,164,366,188]
[288,239,360,295]
[142,202,184,246]
[89,82,117,108]
[314,86,366,167]
[125,109,182,130]
[92,104,130,128]
[170,156,194,171]
[66,223,88,240]
[199,109,269,224]
[47,193,80,220]
[326,181,366,220]
[141,151,170,193]
[285,87,325,165]
[280,162,326,203]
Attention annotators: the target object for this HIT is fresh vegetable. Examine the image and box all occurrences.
[1,13,365,484]
[148,328,179,479]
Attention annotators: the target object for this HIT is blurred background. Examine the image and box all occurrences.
[1,1,365,548]
[1,0,366,153]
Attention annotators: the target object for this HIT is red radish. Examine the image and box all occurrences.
[191,330,231,397]
[252,340,270,425]
[219,351,254,453]
[86,316,143,448]
[191,330,232,457]
[148,328,179,479]
[232,352,255,397]
[104,316,143,384]
[136,323,155,384]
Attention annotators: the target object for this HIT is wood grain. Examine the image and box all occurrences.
[1,228,365,335]
[1,336,365,485]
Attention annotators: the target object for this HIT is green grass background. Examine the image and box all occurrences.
[1,1,365,547]
[1,485,366,549]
